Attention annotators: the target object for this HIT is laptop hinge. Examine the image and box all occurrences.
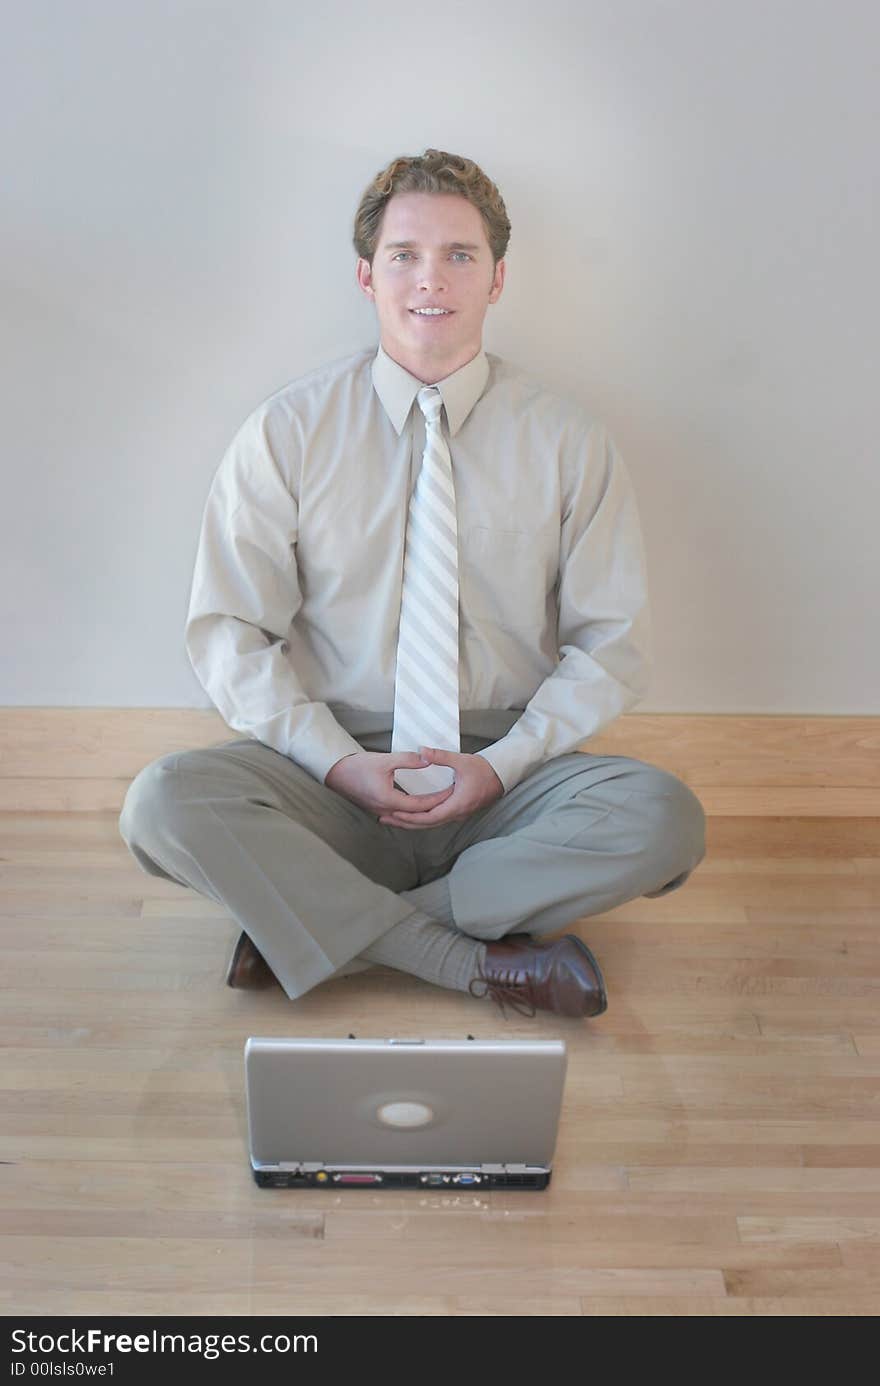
[269,1161,543,1175]
[269,1162,324,1173]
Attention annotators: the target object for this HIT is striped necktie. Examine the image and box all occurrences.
[391,385,460,794]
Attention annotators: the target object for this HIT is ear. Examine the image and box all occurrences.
[488,257,505,305]
[356,257,375,299]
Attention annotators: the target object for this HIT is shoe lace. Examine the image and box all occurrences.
[468,964,537,1020]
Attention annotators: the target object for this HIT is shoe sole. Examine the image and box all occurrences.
[225,931,276,990]
[225,932,248,988]
[564,935,608,1017]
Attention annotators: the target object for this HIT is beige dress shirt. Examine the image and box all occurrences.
[184,343,653,794]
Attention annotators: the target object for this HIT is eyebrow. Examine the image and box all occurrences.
[384,240,481,252]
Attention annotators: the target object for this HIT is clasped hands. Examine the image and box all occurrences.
[324,746,504,829]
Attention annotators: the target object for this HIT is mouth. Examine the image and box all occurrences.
[409,308,455,320]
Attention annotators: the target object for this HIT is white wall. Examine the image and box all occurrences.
[2,0,877,713]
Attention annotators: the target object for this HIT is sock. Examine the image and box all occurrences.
[360,908,486,993]
[399,876,534,939]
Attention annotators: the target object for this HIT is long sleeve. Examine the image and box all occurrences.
[184,407,365,784]
[475,423,653,793]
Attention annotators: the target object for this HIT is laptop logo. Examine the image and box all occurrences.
[376,1100,434,1129]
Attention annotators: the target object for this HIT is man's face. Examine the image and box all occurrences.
[356,191,505,381]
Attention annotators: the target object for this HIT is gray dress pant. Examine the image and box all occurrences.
[118,731,707,1000]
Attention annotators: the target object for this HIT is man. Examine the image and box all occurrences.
[119,148,706,1020]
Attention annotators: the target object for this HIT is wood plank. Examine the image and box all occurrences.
[2,711,878,810]
[0,1289,581,1315]
[1,710,877,785]
[579,1295,880,1315]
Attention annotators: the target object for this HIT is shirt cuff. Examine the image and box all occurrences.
[250,702,366,785]
[475,733,548,795]
[304,726,367,785]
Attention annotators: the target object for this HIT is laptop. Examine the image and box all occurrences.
[245,1036,567,1191]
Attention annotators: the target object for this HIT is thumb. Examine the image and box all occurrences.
[394,751,432,767]
[419,745,451,764]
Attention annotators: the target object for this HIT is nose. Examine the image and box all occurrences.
[418,260,450,293]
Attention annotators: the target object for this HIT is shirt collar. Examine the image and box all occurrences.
[371,342,490,438]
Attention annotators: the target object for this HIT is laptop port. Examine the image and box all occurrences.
[334,1173,383,1184]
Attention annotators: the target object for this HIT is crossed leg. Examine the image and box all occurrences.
[119,739,706,1001]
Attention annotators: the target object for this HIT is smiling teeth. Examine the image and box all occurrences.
[412,308,450,315]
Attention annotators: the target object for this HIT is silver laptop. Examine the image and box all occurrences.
[245,1036,567,1191]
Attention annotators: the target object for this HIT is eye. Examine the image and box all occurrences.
[390,251,473,262]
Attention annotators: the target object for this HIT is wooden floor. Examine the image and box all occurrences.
[1,713,879,1316]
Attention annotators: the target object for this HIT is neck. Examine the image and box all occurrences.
[382,339,481,385]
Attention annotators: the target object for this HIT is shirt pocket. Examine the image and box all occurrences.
[461,526,549,631]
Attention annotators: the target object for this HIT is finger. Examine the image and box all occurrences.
[380,814,450,830]
[387,785,455,810]
[379,814,435,826]
[391,752,435,769]
[418,746,462,767]
[382,805,459,828]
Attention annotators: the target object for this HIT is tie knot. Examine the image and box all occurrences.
[417,386,444,425]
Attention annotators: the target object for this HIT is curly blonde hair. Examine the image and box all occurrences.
[353,148,511,267]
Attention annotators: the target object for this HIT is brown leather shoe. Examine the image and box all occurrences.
[469,934,607,1019]
[225,930,279,990]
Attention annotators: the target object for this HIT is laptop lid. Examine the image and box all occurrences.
[245,1037,567,1190]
